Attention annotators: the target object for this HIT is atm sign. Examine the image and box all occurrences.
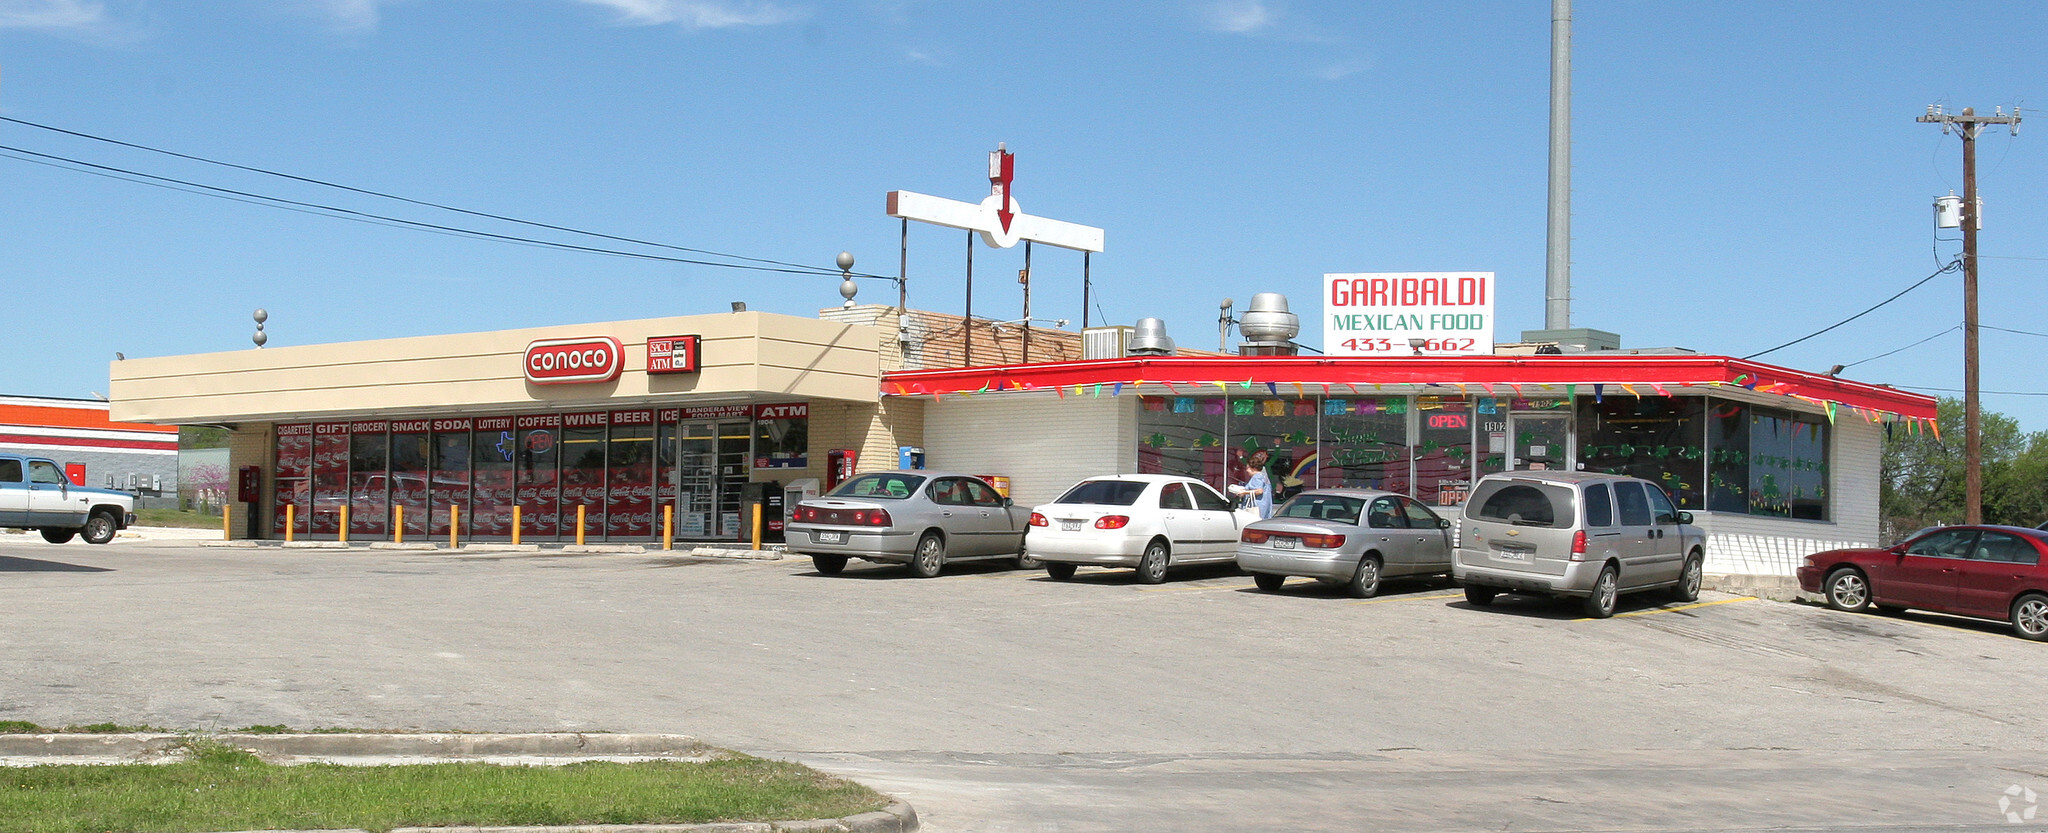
[648,334,701,375]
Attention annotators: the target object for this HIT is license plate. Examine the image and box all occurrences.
[815,531,847,544]
[1271,537,1296,549]
[1495,548,1529,562]
[1060,520,1082,532]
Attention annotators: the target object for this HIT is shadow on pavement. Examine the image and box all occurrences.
[0,555,113,573]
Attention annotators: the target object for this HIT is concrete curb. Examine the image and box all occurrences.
[369,542,442,551]
[1703,573,1802,602]
[282,541,353,550]
[0,734,916,833]
[563,544,647,554]
[200,540,263,548]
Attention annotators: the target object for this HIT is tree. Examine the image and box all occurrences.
[1882,397,2045,541]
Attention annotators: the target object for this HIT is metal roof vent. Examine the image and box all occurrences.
[1127,318,1177,356]
[1237,292,1299,356]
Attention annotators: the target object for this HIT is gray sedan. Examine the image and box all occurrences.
[784,470,1030,577]
[1235,488,1453,598]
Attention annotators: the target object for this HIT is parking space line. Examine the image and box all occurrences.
[1581,596,1757,621]
[1348,592,1465,606]
[1135,582,1258,593]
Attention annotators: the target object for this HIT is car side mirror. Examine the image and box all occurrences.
[1438,518,1452,529]
[1003,497,1013,507]
[1676,511,1693,525]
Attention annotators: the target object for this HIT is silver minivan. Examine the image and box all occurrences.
[1453,471,1707,618]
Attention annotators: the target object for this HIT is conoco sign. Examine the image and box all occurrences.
[524,337,624,385]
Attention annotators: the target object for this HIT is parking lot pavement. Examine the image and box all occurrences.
[2,539,2045,832]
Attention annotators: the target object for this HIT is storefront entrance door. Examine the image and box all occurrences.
[1508,413,1570,471]
[674,421,752,539]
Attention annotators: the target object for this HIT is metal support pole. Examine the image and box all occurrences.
[1082,251,1092,329]
[898,218,908,312]
[1544,0,1572,330]
[965,229,975,367]
[1022,240,1033,362]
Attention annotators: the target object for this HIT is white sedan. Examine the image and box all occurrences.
[1025,474,1244,584]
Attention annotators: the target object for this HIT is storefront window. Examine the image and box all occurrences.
[471,417,515,537]
[1320,397,1408,491]
[1749,408,1829,520]
[1415,396,1474,506]
[1576,396,1706,509]
[273,424,313,536]
[1228,396,1318,502]
[656,410,680,534]
[1137,396,1228,487]
[752,403,809,470]
[607,410,655,538]
[312,423,349,535]
[429,419,471,537]
[1706,401,1750,513]
[560,412,608,539]
[347,421,389,537]
[516,414,561,538]
[390,421,431,537]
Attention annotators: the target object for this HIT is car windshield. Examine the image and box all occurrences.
[830,473,925,500]
[1056,479,1149,506]
[1274,494,1365,524]
[1468,480,1576,528]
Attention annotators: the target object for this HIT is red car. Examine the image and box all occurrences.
[1798,525,2048,641]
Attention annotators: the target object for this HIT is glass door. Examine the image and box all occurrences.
[715,420,752,539]
[675,422,719,538]
[1508,413,1571,471]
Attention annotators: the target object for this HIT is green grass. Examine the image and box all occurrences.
[132,508,226,529]
[0,741,887,833]
[0,722,170,734]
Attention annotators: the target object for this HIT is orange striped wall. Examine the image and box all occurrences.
[0,404,180,434]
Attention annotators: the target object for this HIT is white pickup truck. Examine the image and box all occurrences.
[0,453,137,544]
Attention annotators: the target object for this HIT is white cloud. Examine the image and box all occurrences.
[1202,0,1272,35]
[303,0,382,31]
[0,0,105,30]
[575,0,811,30]
[1314,59,1368,81]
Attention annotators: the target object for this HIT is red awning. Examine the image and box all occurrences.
[882,355,1938,421]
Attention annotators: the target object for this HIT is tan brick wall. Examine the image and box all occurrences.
[225,425,274,540]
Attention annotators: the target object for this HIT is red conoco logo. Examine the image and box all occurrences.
[524,337,623,385]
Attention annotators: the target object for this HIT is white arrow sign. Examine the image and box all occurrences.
[886,190,1105,253]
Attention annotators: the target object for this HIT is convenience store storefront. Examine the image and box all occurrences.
[110,311,910,542]
[892,354,1938,576]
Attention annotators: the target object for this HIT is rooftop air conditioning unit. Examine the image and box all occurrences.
[1127,318,1176,356]
[1083,326,1132,359]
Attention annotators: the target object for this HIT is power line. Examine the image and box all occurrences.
[0,141,864,278]
[1899,385,2048,397]
[1840,324,1960,370]
[1741,259,1961,360]
[1984,324,2048,339]
[0,115,894,279]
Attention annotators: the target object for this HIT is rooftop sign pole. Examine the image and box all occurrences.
[888,145,1105,367]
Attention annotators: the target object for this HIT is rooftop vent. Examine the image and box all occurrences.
[1083,326,1132,359]
[1237,292,1300,356]
[1128,318,1177,356]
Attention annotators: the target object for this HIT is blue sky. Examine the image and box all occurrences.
[3,1,2045,427]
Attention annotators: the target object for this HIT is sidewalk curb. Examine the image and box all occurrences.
[0,734,916,833]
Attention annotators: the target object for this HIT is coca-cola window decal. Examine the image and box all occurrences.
[560,421,607,538]
[272,424,313,536]
[311,423,350,535]
[516,414,561,538]
[390,421,431,538]
[607,410,656,538]
[429,421,471,537]
[348,423,390,537]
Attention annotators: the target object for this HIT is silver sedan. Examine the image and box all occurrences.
[1235,488,1453,598]
[784,470,1029,578]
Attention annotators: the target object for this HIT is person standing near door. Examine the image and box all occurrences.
[1236,450,1274,519]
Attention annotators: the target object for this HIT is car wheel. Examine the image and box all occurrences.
[1823,567,1871,613]
[1581,565,1619,619]
[909,533,945,578]
[1670,552,1703,602]
[1015,537,1042,571]
[1253,572,1285,592]
[39,528,75,544]
[2012,593,2048,641]
[1464,586,1496,606]
[81,512,117,545]
[811,554,847,575]
[1347,555,1383,599]
[1045,562,1077,580]
[1135,540,1169,584]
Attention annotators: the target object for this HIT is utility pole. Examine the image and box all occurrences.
[1544,0,1572,330]
[1918,104,2021,525]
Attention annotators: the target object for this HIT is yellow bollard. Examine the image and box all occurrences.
[576,504,587,546]
[394,505,404,544]
[340,505,350,544]
[450,504,460,549]
[750,504,762,551]
[512,506,522,546]
[285,504,296,543]
[662,504,673,551]
[223,503,232,541]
